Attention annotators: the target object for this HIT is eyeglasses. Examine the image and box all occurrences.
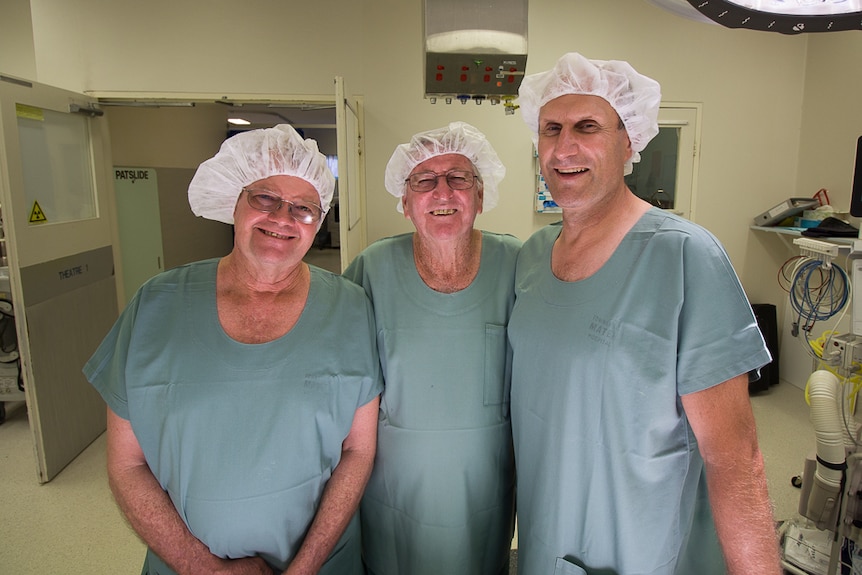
[405,170,478,193]
[242,188,323,225]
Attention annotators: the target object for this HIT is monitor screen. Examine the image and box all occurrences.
[850,136,862,217]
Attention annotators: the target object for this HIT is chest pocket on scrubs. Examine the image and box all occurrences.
[483,323,510,406]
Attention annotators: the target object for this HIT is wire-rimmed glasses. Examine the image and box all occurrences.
[405,170,478,193]
[242,188,323,225]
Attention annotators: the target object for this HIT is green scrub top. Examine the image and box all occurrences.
[84,260,382,574]
[510,210,771,575]
[344,231,521,575]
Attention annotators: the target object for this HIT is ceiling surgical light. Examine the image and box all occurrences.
[723,0,861,16]
[648,0,862,33]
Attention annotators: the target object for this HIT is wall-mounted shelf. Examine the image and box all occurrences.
[751,225,860,253]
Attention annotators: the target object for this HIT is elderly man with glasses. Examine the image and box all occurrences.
[344,121,521,575]
[85,125,382,575]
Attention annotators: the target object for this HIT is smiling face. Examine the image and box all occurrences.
[401,153,484,243]
[537,94,632,212]
[232,174,321,272]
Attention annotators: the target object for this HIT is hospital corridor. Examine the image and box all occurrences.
[0,379,813,573]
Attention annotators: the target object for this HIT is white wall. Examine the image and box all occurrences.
[25,0,366,96]
[3,0,858,319]
[0,0,36,81]
[796,31,862,205]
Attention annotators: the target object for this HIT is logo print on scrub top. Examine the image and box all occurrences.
[588,315,616,347]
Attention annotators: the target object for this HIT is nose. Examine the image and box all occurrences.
[554,128,580,158]
[431,177,455,197]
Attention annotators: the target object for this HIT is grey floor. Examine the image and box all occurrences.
[0,374,813,574]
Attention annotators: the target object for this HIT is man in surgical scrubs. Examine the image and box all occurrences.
[84,125,381,575]
[509,53,782,575]
[344,122,519,575]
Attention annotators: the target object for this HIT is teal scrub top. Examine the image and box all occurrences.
[509,210,771,575]
[84,259,382,574]
[343,231,521,575]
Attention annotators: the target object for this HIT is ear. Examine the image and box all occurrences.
[401,195,411,219]
[476,184,484,215]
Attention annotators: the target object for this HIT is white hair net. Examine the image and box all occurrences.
[384,121,506,213]
[188,124,335,225]
[518,52,662,175]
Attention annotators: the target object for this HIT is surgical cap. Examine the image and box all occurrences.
[518,52,662,175]
[384,121,506,213]
[188,124,336,225]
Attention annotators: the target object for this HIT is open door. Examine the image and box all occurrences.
[335,77,367,271]
[0,75,118,482]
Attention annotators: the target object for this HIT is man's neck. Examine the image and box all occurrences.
[552,191,651,282]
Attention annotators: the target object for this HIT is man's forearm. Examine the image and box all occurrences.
[706,447,782,574]
[106,410,255,575]
[282,447,374,575]
[109,461,232,575]
[682,377,782,575]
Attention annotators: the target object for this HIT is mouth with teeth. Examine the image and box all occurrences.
[556,167,588,175]
[259,228,292,240]
[431,209,456,216]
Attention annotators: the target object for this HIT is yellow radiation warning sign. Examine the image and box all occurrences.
[29,201,47,223]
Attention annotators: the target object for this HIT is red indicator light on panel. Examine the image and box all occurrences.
[462,66,469,71]
[437,65,445,70]
[484,75,490,82]
[460,74,468,82]
[436,73,443,81]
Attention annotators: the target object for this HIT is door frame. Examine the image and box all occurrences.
[657,102,702,221]
[334,78,367,271]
